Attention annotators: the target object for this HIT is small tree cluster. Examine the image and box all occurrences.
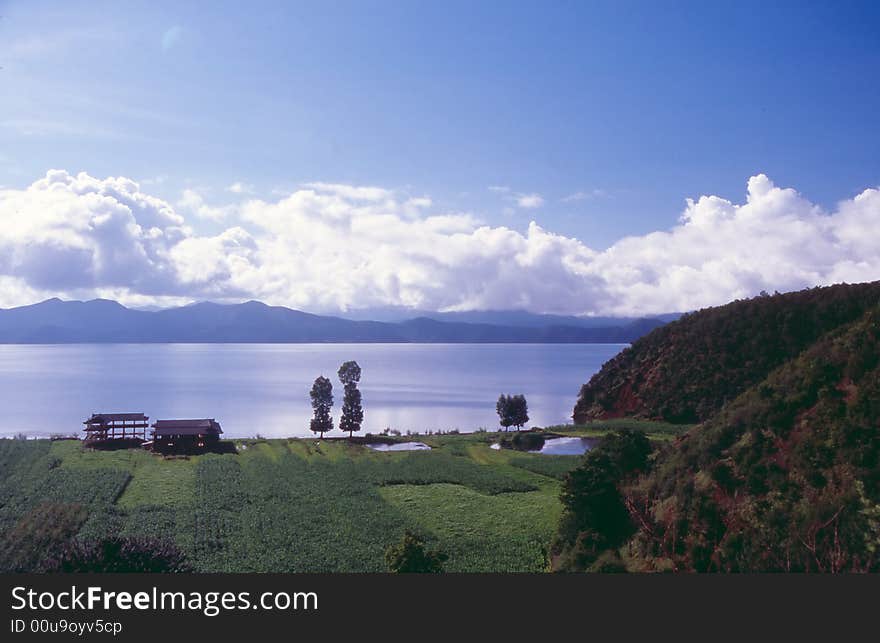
[496,394,529,431]
[385,530,447,573]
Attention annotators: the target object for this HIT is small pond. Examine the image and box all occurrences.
[530,437,594,455]
[490,436,596,455]
[366,441,431,452]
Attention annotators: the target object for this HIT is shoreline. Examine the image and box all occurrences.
[2,419,692,446]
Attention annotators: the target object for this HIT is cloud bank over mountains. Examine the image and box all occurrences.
[1,170,878,315]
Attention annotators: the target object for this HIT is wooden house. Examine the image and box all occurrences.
[151,418,223,454]
[83,413,149,448]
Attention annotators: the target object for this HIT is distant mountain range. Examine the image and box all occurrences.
[337,306,682,327]
[0,298,673,344]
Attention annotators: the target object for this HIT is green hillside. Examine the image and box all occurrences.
[573,281,880,424]
[556,291,880,572]
[626,306,880,571]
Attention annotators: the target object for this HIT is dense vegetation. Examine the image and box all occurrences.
[385,530,448,573]
[552,430,652,571]
[559,284,880,572]
[0,431,599,573]
[574,282,880,424]
[44,537,191,573]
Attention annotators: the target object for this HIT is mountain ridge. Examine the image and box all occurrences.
[0,298,668,344]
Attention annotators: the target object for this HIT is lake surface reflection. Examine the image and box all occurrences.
[529,436,595,455]
[365,442,431,452]
[0,343,625,438]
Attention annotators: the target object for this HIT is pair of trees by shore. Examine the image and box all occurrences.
[310,360,364,438]
[496,394,529,431]
[312,370,528,436]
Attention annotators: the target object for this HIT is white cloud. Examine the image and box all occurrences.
[585,174,876,314]
[515,193,544,209]
[302,182,393,202]
[177,189,235,221]
[0,170,186,295]
[489,185,544,210]
[227,181,254,194]
[0,276,52,310]
[169,227,257,290]
[2,171,880,316]
[405,196,432,209]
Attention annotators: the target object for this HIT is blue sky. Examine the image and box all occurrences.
[0,1,879,314]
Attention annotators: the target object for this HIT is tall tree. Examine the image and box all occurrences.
[338,361,364,439]
[496,394,514,431]
[497,393,529,431]
[510,394,529,430]
[309,376,334,438]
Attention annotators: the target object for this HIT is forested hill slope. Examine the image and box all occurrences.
[573,281,880,424]
[553,303,880,572]
[624,304,880,571]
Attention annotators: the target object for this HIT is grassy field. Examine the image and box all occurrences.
[541,419,695,441]
[0,422,689,573]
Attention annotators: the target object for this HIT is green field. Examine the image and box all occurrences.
[0,423,686,573]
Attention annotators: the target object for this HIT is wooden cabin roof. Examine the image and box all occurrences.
[151,419,223,436]
[84,413,149,425]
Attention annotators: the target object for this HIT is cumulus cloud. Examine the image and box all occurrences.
[169,226,257,291]
[586,174,880,314]
[0,170,186,296]
[177,189,235,221]
[236,188,598,312]
[1,170,880,316]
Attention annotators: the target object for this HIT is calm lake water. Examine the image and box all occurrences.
[0,343,625,438]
